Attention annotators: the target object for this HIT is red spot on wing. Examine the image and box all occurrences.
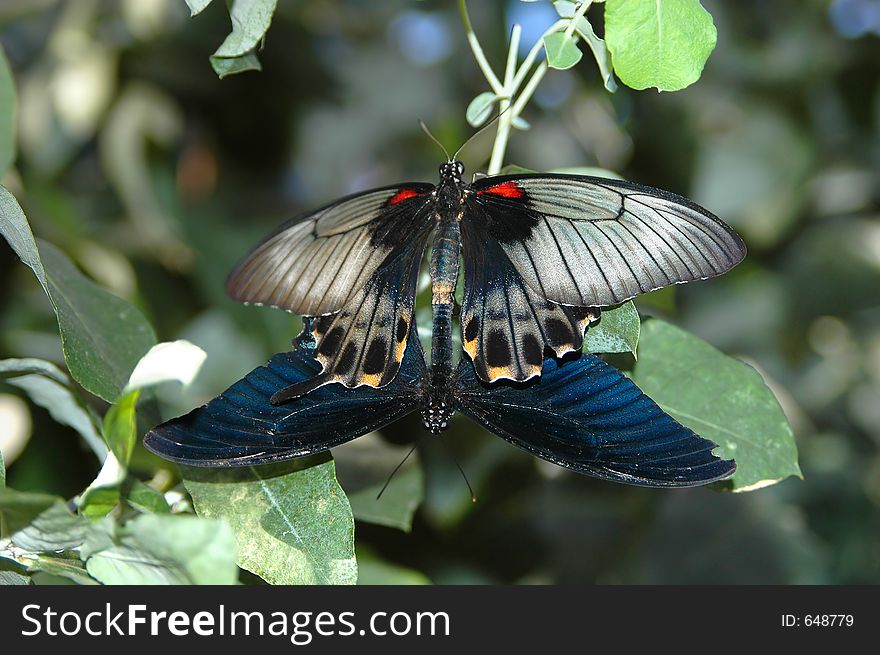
[388,188,422,205]
[478,181,525,199]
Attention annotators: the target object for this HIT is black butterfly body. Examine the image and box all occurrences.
[225,161,746,399]
[144,320,736,487]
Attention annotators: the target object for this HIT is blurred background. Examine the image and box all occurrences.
[1,0,878,584]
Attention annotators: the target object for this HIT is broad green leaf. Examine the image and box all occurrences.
[80,479,170,519]
[125,340,207,392]
[544,32,583,70]
[83,514,237,585]
[583,301,639,355]
[348,467,423,533]
[25,556,96,585]
[39,240,156,402]
[102,390,140,466]
[466,92,501,127]
[0,188,156,402]
[0,45,16,176]
[0,487,61,534]
[605,0,716,91]
[8,502,90,552]
[183,458,357,585]
[211,50,262,79]
[631,320,801,491]
[573,16,618,92]
[335,434,424,533]
[209,0,278,78]
[186,0,214,15]
[2,364,107,459]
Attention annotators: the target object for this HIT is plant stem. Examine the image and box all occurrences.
[488,24,521,175]
[457,0,504,95]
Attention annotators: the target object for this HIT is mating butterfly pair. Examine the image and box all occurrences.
[145,160,746,487]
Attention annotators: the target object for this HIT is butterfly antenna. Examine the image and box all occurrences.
[419,120,451,161]
[449,448,477,503]
[452,105,513,162]
[376,445,418,500]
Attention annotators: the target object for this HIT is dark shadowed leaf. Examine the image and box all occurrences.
[0,45,16,176]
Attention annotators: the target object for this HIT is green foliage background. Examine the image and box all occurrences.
[0,0,878,584]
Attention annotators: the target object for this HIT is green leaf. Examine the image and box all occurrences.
[553,1,578,18]
[544,32,583,70]
[0,487,62,535]
[466,92,501,127]
[83,514,237,585]
[356,549,430,585]
[1,361,107,459]
[9,502,90,552]
[186,0,214,15]
[0,445,4,489]
[211,50,262,79]
[498,164,538,175]
[208,0,278,79]
[102,390,140,466]
[605,0,716,91]
[183,458,357,585]
[39,241,157,402]
[583,301,640,355]
[0,188,157,402]
[348,467,423,533]
[572,16,618,92]
[79,479,170,519]
[0,44,16,176]
[631,320,801,491]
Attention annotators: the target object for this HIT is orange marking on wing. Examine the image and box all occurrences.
[477,181,524,199]
[388,189,422,205]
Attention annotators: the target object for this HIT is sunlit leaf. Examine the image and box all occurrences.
[605,0,716,91]
[572,15,618,92]
[0,360,106,459]
[0,44,17,176]
[583,301,639,355]
[208,0,278,78]
[102,390,140,466]
[183,458,357,585]
[631,320,801,491]
[544,32,583,70]
[82,514,237,585]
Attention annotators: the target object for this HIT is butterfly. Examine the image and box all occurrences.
[224,161,746,401]
[144,319,735,488]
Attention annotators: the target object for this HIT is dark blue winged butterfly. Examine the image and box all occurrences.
[144,161,746,487]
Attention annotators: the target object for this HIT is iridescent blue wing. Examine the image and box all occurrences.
[453,353,735,487]
[143,326,427,467]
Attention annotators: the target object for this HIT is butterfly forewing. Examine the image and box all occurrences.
[226,183,435,316]
[468,174,746,308]
[460,205,599,383]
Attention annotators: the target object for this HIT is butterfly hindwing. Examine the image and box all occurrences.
[453,352,735,487]
[468,174,747,307]
[226,183,435,316]
[460,203,600,383]
[143,322,427,467]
